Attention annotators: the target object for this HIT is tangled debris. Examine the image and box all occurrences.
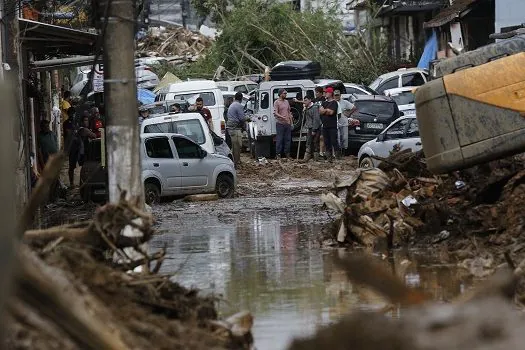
[136,26,213,62]
[7,155,253,350]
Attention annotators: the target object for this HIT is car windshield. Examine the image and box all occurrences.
[390,91,415,106]
[355,100,395,116]
[173,92,216,106]
[143,119,206,144]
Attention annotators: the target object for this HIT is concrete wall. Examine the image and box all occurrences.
[495,0,525,33]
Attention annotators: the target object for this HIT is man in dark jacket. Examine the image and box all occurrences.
[319,87,339,163]
[302,93,321,161]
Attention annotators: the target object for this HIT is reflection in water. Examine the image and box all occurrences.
[151,212,473,350]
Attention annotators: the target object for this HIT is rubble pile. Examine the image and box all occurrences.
[8,194,253,350]
[322,149,525,258]
[136,26,213,63]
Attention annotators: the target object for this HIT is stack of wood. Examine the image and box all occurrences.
[322,149,442,247]
[137,26,213,60]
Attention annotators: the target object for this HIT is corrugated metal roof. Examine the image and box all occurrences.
[423,0,480,28]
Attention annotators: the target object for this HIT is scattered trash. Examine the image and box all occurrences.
[401,195,418,208]
[432,230,451,244]
[258,157,268,165]
[455,180,467,190]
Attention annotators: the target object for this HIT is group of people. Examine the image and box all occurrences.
[275,86,356,163]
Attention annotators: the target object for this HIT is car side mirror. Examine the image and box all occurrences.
[400,111,405,116]
[200,148,207,158]
[377,133,385,142]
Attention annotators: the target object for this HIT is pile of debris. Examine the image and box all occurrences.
[322,149,525,257]
[136,26,213,62]
[7,156,253,350]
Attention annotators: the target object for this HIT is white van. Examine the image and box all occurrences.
[155,80,226,137]
[140,112,233,160]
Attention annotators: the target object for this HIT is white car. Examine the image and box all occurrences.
[141,112,233,160]
[141,133,236,203]
[383,87,417,116]
[357,115,422,168]
[344,83,378,96]
[369,68,429,94]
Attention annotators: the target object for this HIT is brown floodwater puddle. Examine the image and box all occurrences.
[151,202,475,350]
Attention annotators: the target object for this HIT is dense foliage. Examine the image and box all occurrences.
[165,0,394,84]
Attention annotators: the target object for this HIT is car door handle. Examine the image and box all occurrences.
[153,163,159,167]
[416,142,422,146]
[183,162,189,166]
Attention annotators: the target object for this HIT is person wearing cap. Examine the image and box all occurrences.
[319,86,339,162]
[274,88,293,160]
[302,93,321,161]
[334,90,356,157]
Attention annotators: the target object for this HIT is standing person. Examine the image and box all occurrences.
[334,90,356,157]
[68,115,97,187]
[138,106,150,125]
[91,107,104,138]
[319,87,339,163]
[194,97,213,130]
[302,93,321,161]
[37,119,58,168]
[223,96,234,149]
[314,86,326,158]
[226,92,250,168]
[63,107,76,153]
[274,89,293,160]
[60,91,72,122]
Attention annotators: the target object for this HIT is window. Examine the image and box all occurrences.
[144,119,206,145]
[174,92,216,106]
[147,105,168,115]
[234,85,248,94]
[402,73,425,87]
[385,119,410,139]
[145,137,173,158]
[173,137,202,159]
[246,84,258,93]
[354,101,395,117]
[273,87,302,101]
[218,86,229,92]
[347,87,364,95]
[377,78,398,93]
[260,92,269,109]
[406,119,419,138]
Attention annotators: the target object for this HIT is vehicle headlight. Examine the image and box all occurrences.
[262,115,268,122]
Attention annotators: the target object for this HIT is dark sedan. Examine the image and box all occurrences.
[347,95,400,150]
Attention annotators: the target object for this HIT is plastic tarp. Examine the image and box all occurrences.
[153,72,182,93]
[418,30,438,69]
[137,88,156,105]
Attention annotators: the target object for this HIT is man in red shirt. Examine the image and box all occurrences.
[195,97,213,130]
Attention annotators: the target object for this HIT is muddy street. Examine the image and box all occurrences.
[150,184,476,349]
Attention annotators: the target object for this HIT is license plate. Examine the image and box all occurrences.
[365,123,383,129]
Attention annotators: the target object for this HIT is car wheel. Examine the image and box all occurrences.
[359,156,374,168]
[216,174,234,198]
[144,182,160,204]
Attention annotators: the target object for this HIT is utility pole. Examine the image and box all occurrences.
[100,0,144,205]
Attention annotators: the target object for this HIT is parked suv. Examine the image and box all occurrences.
[347,95,400,150]
[369,68,429,94]
[142,133,236,203]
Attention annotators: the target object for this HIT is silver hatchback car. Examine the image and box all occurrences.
[141,133,237,203]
